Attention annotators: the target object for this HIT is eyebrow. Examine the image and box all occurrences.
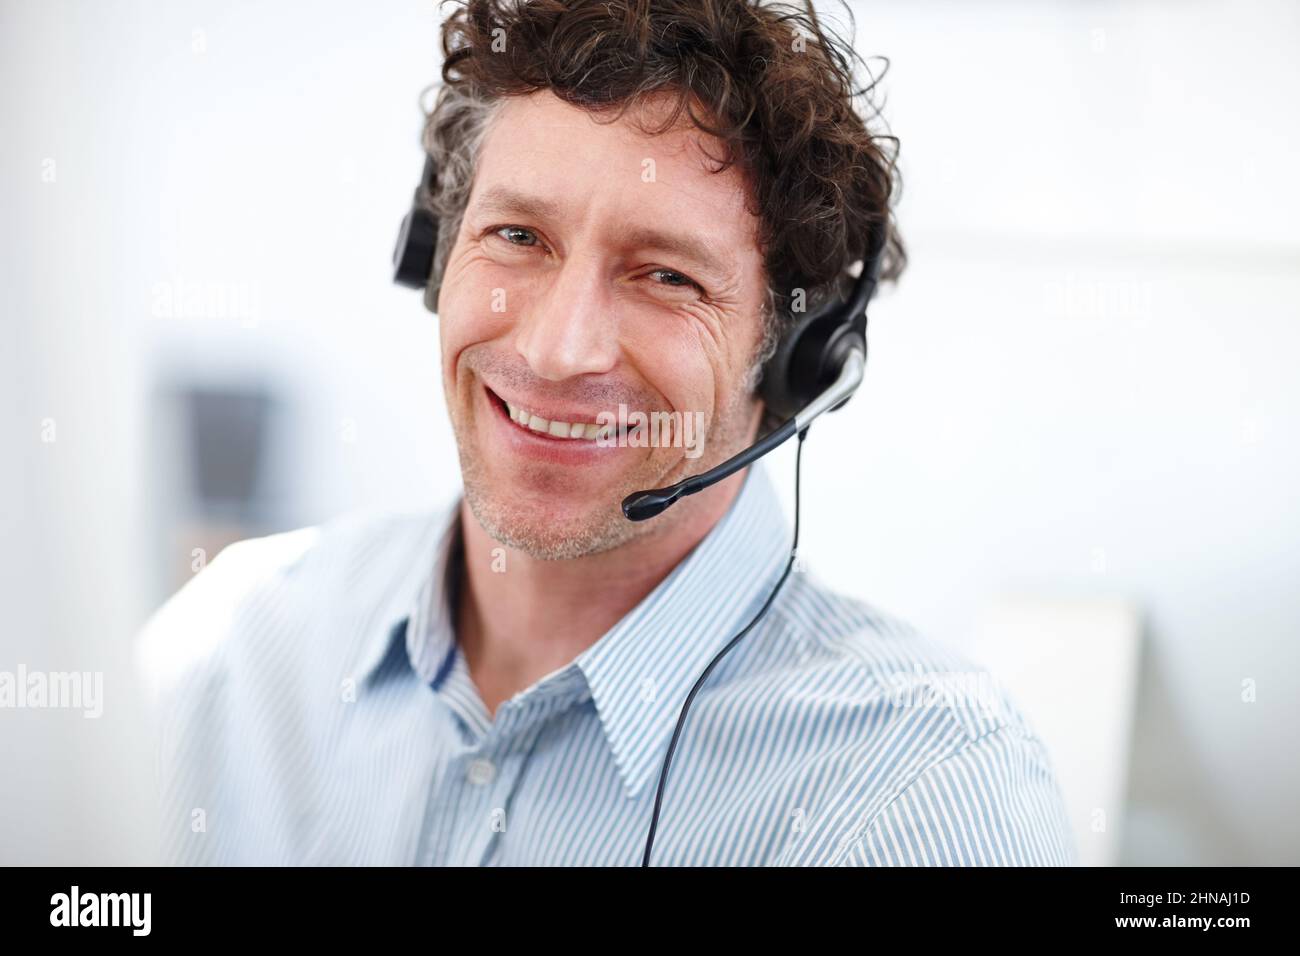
[472,184,565,225]
[471,184,735,283]
[620,225,733,284]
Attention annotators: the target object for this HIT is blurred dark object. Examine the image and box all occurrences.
[185,388,272,522]
[148,380,291,597]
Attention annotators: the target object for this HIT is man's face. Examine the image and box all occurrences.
[437,90,768,560]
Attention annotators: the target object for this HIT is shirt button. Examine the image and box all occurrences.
[466,758,496,786]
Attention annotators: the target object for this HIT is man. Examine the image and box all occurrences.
[138,0,1077,866]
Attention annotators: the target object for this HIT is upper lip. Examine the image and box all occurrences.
[484,383,614,425]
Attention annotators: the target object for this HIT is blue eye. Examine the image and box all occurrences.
[496,226,540,246]
[649,268,700,291]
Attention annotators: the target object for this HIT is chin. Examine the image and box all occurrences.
[462,479,643,561]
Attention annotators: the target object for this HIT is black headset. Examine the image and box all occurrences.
[393,148,886,864]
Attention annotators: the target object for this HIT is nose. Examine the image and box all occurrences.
[513,253,620,381]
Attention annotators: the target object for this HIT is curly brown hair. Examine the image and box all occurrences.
[417,0,905,397]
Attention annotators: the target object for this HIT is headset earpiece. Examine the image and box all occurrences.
[758,273,860,421]
[757,230,886,421]
[392,155,440,290]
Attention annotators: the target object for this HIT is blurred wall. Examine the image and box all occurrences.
[2,0,1297,864]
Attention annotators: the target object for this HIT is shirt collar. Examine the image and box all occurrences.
[574,463,790,799]
[349,496,462,687]
[353,462,791,800]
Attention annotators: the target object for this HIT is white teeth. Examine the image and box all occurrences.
[501,398,604,441]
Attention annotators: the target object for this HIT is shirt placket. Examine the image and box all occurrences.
[414,648,572,866]
[441,732,520,866]
[463,713,550,866]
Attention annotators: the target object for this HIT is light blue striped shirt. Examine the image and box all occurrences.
[137,463,1077,866]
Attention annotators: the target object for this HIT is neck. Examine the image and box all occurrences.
[455,471,748,717]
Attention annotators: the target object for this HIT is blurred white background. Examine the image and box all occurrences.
[2,0,1297,865]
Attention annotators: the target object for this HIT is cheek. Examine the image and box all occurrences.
[628,301,760,422]
[436,252,516,384]
[622,320,720,419]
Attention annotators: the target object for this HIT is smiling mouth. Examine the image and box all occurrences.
[485,386,615,442]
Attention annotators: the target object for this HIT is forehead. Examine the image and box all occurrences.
[469,90,763,274]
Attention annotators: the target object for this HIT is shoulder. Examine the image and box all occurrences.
[134,507,452,864]
[765,569,1031,738]
[133,506,449,705]
[760,571,1077,865]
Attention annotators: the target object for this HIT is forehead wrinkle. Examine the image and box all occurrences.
[470,111,760,290]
